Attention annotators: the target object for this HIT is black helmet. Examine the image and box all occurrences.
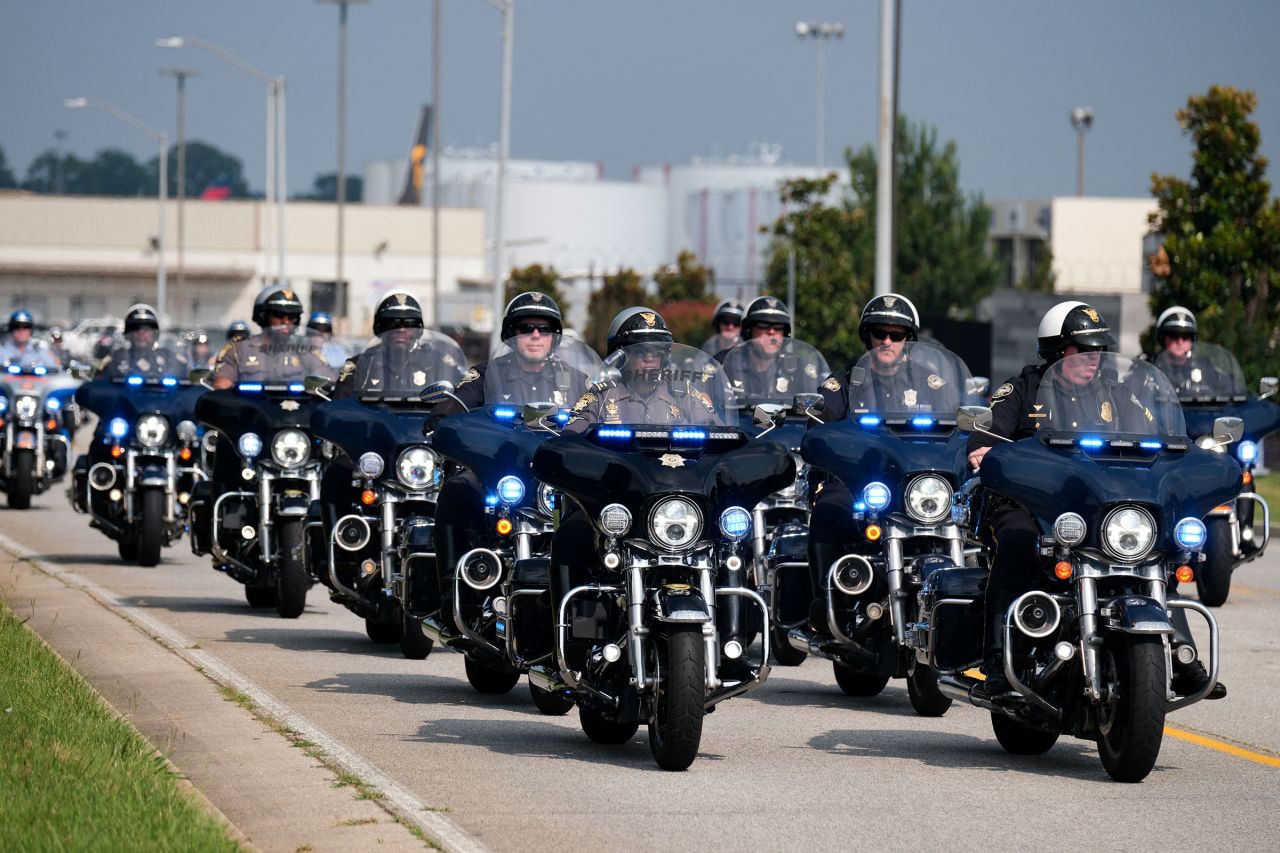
[741,296,791,338]
[8,309,33,331]
[711,299,745,331]
[192,331,210,346]
[252,287,304,327]
[226,320,251,343]
[1036,301,1116,362]
[606,307,673,354]
[124,303,160,333]
[49,326,63,342]
[858,293,920,347]
[372,291,424,335]
[307,311,333,335]
[501,291,563,341]
[1156,305,1197,342]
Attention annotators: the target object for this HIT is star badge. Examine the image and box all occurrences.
[280,399,300,411]
[659,453,688,468]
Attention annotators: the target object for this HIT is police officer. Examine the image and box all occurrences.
[333,292,460,399]
[226,320,251,344]
[307,310,351,370]
[719,296,825,400]
[0,310,60,369]
[95,304,186,380]
[967,301,1224,700]
[188,331,215,369]
[212,288,330,390]
[1151,306,1232,395]
[701,299,745,356]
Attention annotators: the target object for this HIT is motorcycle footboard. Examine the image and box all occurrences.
[1166,599,1220,712]
[706,586,772,708]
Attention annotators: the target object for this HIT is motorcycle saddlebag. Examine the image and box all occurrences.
[921,566,986,672]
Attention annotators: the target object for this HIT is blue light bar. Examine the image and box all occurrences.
[597,427,634,440]
[33,366,46,376]
[288,383,305,394]
[671,428,706,442]
[238,382,263,393]
[126,375,144,386]
[5,365,18,374]
[911,416,936,428]
[853,500,868,512]
[1139,440,1163,451]
[161,376,178,387]
[858,414,882,428]
[555,411,571,425]
[1078,437,1105,450]
[492,406,517,421]
[484,493,499,507]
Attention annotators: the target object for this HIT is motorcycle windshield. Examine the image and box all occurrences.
[1153,342,1247,404]
[483,334,603,411]
[1034,353,1186,440]
[583,343,732,427]
[235,329,334,385]
[349,329,467,400]
[98,342,187,382]
[844,340,974,418]
[720,338,830,406]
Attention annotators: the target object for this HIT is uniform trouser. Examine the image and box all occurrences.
[806,480,862,625]
[985,505,1198,656]
[433,471,486,620]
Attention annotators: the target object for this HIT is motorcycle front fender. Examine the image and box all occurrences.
[1107,595,1174,635]
[650,586,712,623]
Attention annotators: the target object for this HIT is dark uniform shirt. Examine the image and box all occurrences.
[718,345,825,401]
[334,340,462,400]
[1155,352,1234,397]
[564,378,720,434]
[95,342,187,380]
[212,333,331,385]
[816,360,939,423]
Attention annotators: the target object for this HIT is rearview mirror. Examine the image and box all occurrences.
[189,367,213,389]
[956,405,993,433]
[1260,376,1278,400]
[420,380,456,405]
[753,402,785,429]
[1212,416,1244,446]
[69,362,93,382]
[792,392,823,415]
[523,401,557,427]
[965,376,990,398]
[304,374,334,400]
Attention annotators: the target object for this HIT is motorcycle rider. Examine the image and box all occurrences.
[0,310,60,369]
[967,300,1225,700]
[718,296,824,398]
[212,289,330,390]
[48,327,66,364]
[225,320,251,345]
[701,299,745,356]
[95,304,186,380]
[332,292,459,399]
[1151,306,1233,394]
[307,310,351,370]
[188,331,215,368]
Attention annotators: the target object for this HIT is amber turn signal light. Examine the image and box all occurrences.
[495,518,513,536]
[1175,565,1194,584]
[110,445,124,459]
[865,524,882,541]
[1054,561,1072,580]
[179,447,193,461]
[360,489,377,506]
[1242,470,1253,485]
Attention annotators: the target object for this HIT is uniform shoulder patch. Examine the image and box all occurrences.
[337,359,356,381]
[822,375,841,392]
[693,390,716,412]
[458,367,480,386]
[993,382,1014,399]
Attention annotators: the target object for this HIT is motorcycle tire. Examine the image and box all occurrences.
[579,706,639,745]
[906,665,952,717]
[244,585,277,608]
[771,624,808,666]
[528,679,574,716]
[118,535,139,563]
[464,657,520,694]
[1096,633,1166,783]
[399,609,434,660]
[1196,517,1233,607]
[136,489,165,567]
[365,612,400,644]
[274,518,309,619]
[991,712,1059,755]
[8,452,34,509]
[833,662,889,697]
[648,624,706,771]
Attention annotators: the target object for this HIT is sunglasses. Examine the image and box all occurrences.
[384,319,424,331]
[516,322,555,336]
[718,320,741,328]
[266,311,299,323]
[1165,332,1194,342]
[869,328,908,343]
[753,323,787,333]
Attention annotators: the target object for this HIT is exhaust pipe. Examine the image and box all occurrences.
[89,462,117,491]
[830,554,875,597]
[333,514,372,552]
[1011,591,1061,639]
[457,547,504,591]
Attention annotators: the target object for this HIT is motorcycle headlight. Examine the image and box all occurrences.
[357,451,384,479]
[719,506,752,541]
[648,497,703,550]
[862,481,891,512]
[904,475,952,524]
[1052,512,1087,546]
[1102,506,1157,562]
[537,483,558,516]
[396,446,438,489]
[271,429,311,468]
[135,414,169,448]
[14,395,38,420]
[1174,517,1207,551]
[496,475,525,505]
[238,432,263,458]
[599,503,632,536]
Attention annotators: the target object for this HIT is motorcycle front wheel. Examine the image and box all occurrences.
[1096,633,1166,783]
[907,664,952,717]
[136,488,165,567]
[399,609,434,660]
[648,624,706,771]
[529,679,574,716]
[833,661,889,697]
[771,623,808,666]
[8,451,34,509]
[244,585,277,608]
[464,657,520,694]
[579,705,639,744]
[274,518,308,619]
[1196,517,1233,607]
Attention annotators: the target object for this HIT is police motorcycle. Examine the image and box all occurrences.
[793,341,980,715]
[922,353,1234,782]
[71,360,205,565]
[719,337,830,667]
[0,359,79,509]
[531,343,795,770]
[308,329,466,657]
[423,335,601,711]
[188,342,331,618]
[1152,343,1278,606]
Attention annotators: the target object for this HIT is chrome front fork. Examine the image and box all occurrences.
[381,495,397,598]
[1077,576,1102,700]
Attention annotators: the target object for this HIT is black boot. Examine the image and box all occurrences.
[1172,660,1227,700]
[975,588,1014,699]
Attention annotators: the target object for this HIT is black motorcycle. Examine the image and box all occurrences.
[423,334,601,712]
[794,341,983,714]
[719,337,830,667]
[918,353,1235,782]
[72,369,204,565]
[188,352,330,618]
[531,343,795,770]
[309,329,466,657]
[0,362,79,509]
[1153,343,1277,605]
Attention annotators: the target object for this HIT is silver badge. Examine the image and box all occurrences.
[776,376,789,394]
